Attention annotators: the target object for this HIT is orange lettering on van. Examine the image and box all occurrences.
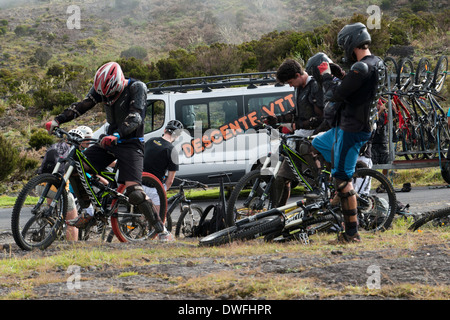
[274,98,286,112]
[238,116,249,130]
[261,102,275,117]
[247,111,258,127]
[228,120,243,135]
[219,124,234,140]
[182,143,194,158]
[210,129,223,144]
[284,93,295,108]
[192,138,203,153]
[202,134,212,149]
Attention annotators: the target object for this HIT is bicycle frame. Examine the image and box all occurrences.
[243,130,330,210]
[41,131,127,222]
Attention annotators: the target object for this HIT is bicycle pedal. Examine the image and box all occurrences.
[297,232,310,245]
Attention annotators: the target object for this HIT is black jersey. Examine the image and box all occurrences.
[143,137,179,182]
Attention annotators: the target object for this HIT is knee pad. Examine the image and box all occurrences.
[125,185,147,205]
[125,185,164,233]
[342,209,358,217]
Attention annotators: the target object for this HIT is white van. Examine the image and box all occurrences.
[98,73,295,185]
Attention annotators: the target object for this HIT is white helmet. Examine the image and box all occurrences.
[68,128,85,140]
[77,125,93,137]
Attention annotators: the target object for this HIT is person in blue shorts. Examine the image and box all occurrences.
[311,23,385,242]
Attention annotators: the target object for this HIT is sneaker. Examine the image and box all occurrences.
[157,231,175,242]
[66,211,93,228]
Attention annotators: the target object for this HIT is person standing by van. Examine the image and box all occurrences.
[312,22,386,243]
[270,57,328,205]
[143,120,184,241]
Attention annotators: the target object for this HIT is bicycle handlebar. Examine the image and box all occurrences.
[52,127,99,146]
[174,177,208,189]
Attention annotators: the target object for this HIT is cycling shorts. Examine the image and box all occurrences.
[312,127,371,181]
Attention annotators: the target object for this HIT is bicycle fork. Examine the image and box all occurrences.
[243,153,282,210]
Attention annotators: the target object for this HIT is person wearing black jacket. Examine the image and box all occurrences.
[45,62,166,238]
[311,23,385,243]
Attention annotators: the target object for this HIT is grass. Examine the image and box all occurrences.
[0,219,448,300]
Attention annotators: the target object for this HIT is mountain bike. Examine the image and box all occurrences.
[226,124,332,226]
[11,128,166,250]
[201,165,397,246]
[166,177,207,238]
[177,172,231,238]
[226,123,397,232]
[105,171,168,242]
[409,206,450,231]
[431,55,448,93]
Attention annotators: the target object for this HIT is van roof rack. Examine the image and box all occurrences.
[146,71,282,94]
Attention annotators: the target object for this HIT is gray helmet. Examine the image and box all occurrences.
[337,22,371,62]
[165,120,184,134]
[305,52,332,75]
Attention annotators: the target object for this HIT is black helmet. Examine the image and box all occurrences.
[165,120,184,134]
[337,22,371,62]
[305,52,333,75]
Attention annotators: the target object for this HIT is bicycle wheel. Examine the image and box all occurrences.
[199,215,284,247]
[397,58,414,90]
[415,57,432,90]
[110,172,168,242]
[432,55,448,93]
[225,169,276,226]
[11,173,68,250]
[383,56,398,91]
[409,207,450,231]
[352,168,397,231]
[175,204,203,238]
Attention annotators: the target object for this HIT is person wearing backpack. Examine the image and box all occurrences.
[37,128,86,241]
[311,22,386,243]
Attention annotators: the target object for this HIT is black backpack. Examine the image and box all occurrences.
[194,203,227,236]
[38,142,70,175]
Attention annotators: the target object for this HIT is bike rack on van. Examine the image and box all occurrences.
[146,72,283,94]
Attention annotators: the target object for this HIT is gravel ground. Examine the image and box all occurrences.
[0,230,449,302]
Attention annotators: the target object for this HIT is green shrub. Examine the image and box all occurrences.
[120,46,148,60]
[29,128,54,150]
[0,133,19,181]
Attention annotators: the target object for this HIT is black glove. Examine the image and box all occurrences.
[330,62,346,79]
[308,117,321,128]
[265,115,277,126]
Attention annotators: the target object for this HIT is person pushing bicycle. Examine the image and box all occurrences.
[45,62,166,239]
[311,22,386,243]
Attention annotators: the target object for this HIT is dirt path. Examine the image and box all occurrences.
[0,230,449,301]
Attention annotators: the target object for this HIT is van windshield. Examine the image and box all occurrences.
[145,100,165,134]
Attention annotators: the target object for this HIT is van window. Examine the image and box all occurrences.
[245,93,294,119]
[144,100,165,134]
[175,97,241,133]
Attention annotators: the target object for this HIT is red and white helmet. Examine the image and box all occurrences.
[93,62,126,97]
